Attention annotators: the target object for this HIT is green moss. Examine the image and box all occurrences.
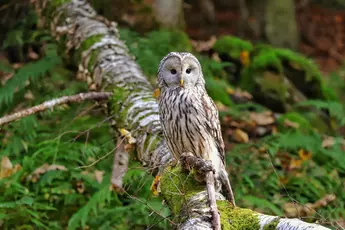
[275,48,321,82]
[74,34,104,63]
[213,36,253,58]
[251,46,283,73]
[110,87,131,127]
[169,30,193,52]
[160,166,205,216]
[263,218,280,230]
[257,72,287,97]
[303,111,331,133]
[87,49,101,72]
[44,0,71,21]
[217,200,260,230]
[321,84,338,101]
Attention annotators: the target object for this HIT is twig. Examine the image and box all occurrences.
[76,136,125,169]
[111,138,128,192]
[205,171,221,230]
[180,152,221,230]
[124,191,177,226]
[0,92,112,126]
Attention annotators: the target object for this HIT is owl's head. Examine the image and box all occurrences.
[157,52,205,89]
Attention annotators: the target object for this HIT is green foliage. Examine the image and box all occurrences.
[2,10,39,49]
[2,9,345,229]
[213,35,253,58]
[1,33,169,229]
[276,112,313,133]
[228,130,345,224]
[119,28,192,78]
[0,49,61,109]
[297,100,345,125]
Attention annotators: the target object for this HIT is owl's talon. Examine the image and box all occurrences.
[199,161,215,174]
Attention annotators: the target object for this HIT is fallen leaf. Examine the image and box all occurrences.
[240,51,250,67]
[24,90,35,100]
[289,158,303,169]
[232,128,249,143]
[284,119,300,129]
[76,180,85,194]
[250,111,275,126]
[150,175,161,196]
[191,36,217,52]
[227,87,234,95]
[153,88,160,99]
[119,128,136,144]
[27,47,40,60]
[0,156,22,179]
[322,136,335,148]
[27,164,67,182]
[121,13,136,26]
[94,170,104,183]
[298,149,312,161]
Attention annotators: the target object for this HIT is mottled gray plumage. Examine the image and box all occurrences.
[157,52,235,205]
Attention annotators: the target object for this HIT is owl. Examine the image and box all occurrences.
[157,52,235,205]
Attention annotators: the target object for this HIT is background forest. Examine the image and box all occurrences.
[1,0,345,229]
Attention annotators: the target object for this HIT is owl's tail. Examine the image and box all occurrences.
[218,168,236,206]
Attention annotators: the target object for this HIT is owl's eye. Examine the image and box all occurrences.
[170,69,177,74]
[186,68,192,74]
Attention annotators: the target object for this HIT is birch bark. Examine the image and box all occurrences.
[33,0,330,229]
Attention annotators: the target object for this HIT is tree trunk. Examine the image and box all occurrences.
[33,0,330,229]
[265,0,300,49]
[153,0,185,29]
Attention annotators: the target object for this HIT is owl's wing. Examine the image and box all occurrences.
[201,92,226,164]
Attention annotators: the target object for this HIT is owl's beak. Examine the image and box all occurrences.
[180,78,184,87]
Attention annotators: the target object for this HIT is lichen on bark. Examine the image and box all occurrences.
[34,0,331,229]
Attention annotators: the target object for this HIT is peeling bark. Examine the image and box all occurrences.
[33,0,330,229]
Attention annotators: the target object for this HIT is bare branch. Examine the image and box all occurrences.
[32,0,332,229]
[111,138,129,192]
[0,92,112,126]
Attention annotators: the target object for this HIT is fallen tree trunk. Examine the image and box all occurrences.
[33,0,330,229]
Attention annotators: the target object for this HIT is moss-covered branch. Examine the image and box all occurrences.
[34,0,330,229]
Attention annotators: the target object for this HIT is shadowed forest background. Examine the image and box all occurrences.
[1,0,345,229]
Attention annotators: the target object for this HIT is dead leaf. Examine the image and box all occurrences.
[119,128,136,144]
[298,149,312,161]
[150,175,161,196]
[240,51,250,67]
[322,136,335,148]
[24,90,35,100]
[94,170,104,183]
[153,88,160,99]
[27,47,40,60]
[289,158,303,169]
[0,156,22,179]
[191,36,217,52]
[121,13,136,26]
[27,164,67,182]
[250,111,275,126]
[232,128,249,143]
[76,180,85,194]
[283,119,300,129]
[12,63,24,69]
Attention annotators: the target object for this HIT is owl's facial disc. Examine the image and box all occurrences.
[160,56,182,88]
[180,57,200,88]
[158,53,204,89]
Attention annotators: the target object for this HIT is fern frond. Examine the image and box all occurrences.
[0,52,61,109]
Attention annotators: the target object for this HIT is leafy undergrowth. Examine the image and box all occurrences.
[1,10,345,230]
